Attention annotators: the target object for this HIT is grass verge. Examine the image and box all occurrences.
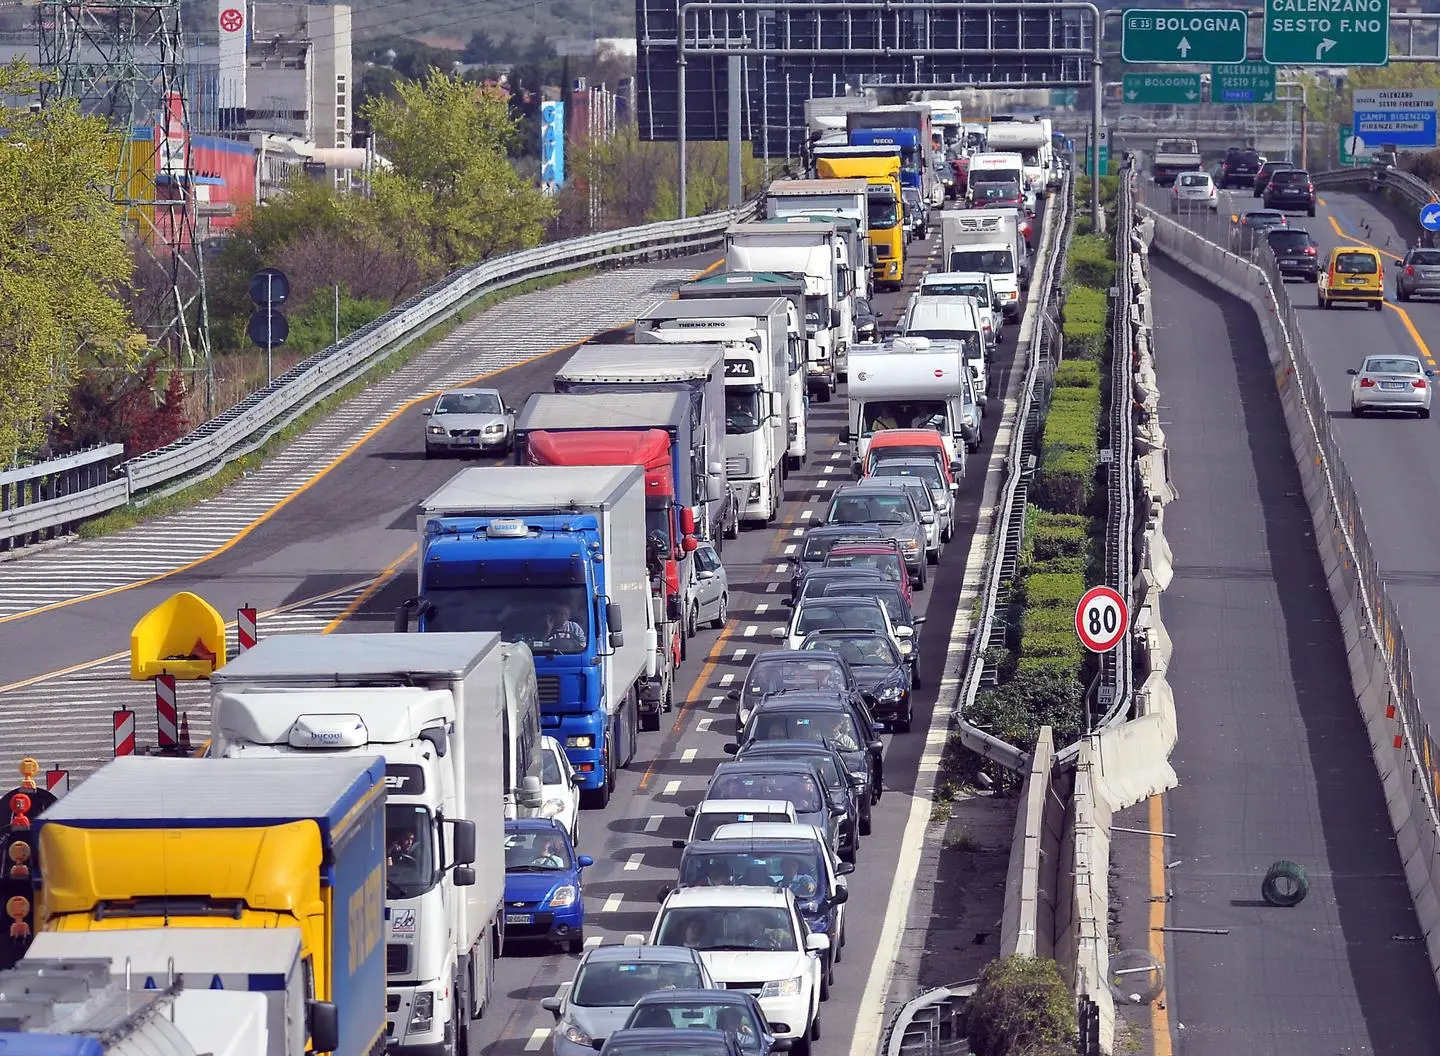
[76,268,598,540]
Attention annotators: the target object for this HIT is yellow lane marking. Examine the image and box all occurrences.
[322,544,418,634]
[1323,214,1437,365]
[1148,793,1174,1056]
[0,257,725,628]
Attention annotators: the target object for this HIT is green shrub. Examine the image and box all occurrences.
[1061,285,1108,359]
[1053,359,1099,388]
[1021,605,1075,635]
[1029,554,1087,576]
[1023,572,1085,609]
[1015,654,1083,678]
[966,957,1078,1056]
[1034,450,1097,515]
[1032,523,1088,562]
[1068,234,1116,288]
[967,672,1085,756]
[1020,632,1084,666]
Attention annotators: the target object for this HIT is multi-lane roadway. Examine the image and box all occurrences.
[0,198,1058,1056]
[1119,177,1440,1053]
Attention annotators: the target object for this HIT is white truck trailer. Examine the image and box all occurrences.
[636,298,792,527]
[983,121,1050,197]
[210,632,516,1056]
[765,177,873,300]
[941,210,1026,320]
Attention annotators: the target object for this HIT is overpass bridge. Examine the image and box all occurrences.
[1106,111,1301,161]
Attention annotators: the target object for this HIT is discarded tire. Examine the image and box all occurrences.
[1261,860,1309,907]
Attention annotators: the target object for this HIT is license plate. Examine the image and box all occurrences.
[1381,382,1408,390]
[1424,270,1440,279]
[505,913,533,924]
[463,436,480,445]
[1346,277,1369,285]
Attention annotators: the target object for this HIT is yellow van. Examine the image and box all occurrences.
[1317,246,1384,310]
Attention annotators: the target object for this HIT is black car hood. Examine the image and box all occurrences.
[849,664,908,694]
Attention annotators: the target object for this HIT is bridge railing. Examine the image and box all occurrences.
[1,204,756,552]
[1311,164,1439,208]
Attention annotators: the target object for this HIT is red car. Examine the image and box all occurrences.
[822,542,914,606]
[951,155,969,195]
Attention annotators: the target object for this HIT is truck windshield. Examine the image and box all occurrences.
[1019,149,1040,166]
[949,249,1014,275]
[423,586,592,655]
[387,804,438,898]
[868,194,899,229]
[975,182,1020,202]
[860,400,948,435]
[647,499,674,547]
[726,389,764,434]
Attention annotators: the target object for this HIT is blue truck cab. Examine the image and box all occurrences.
[405,466,652,810]
[849,128,923,191]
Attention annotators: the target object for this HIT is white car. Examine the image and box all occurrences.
[674,799,798,848]
[1348,354,1435,418]
[773,595,896,652]
[649,886,829,1055]
[538,735,581,845]
[1169,171,1219,213]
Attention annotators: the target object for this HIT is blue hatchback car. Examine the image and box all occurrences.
[503,818,593,953]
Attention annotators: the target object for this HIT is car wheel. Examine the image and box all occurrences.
[1352,404,1365,418]
[1374,301,1384,312]
[712,593,728,629]
[792,1033,813,1056]
[912,661,922,690]
[810,1011,821,1041]
[568,930,585,955]
[820,965,831,1001]
[859,808,872,837]
[894,710,912,735]
[572,817,579,848]
[819,383,832,404]
[1399,286,1409,302]
[688,603,699,638]
[1421,408,1432,420]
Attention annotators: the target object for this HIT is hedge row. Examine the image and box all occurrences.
[1034,365,1102,515]
[1014,508,1093,675]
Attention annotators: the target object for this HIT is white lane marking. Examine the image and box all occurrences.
[775,563,788,573]
[696,717,713,733]
[755,603,769,614]
[584,935,604,950]
[720,673,734,686]
[823,465,834,474]
[830,450,842,460]
[602,893,624,913]
[743,625,757,638]
[847,262,1032,1056]
[526,1028,550,1051]
[765,582,780,593]
[783,545,797,555]
[791,528,803,537]
[681,748,698,764]
[662,780,681,796]
[644,814,662,833]
[708,697,723,710]
[816,479,829,489]
[733,649,748,661]
[801,509,814,521]
[625,853,644,871]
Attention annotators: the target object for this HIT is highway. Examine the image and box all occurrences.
[1112,244,1440,1053]
[0,196,1056,1055]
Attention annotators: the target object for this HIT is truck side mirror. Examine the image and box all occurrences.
[830,308,842,328]
[667,595,683,621]
[682,535,699,554]
[840,430,852,443]
[309,1002,340,1054]
[680,507,697,535]
[450,818,477,866]
[520,775,543,810]
[708,460,725,476]
[453,866,476,886]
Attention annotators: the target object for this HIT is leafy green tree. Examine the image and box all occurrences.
[966,956,1077,1056]
[0,61,143,462]
[363,70,554,269]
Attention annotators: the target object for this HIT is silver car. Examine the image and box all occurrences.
[423,387,515,457]
[689,541,729,634]
[1348,355,1435,418]
[820,484,930,589]
[867,457,956,544]
[1169,171,1219,213]
[1396,247,1440,302]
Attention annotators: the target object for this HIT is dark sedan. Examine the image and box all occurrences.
[800,629,914,732]
[703,758,847,861]
[1251,159,1294,197]
[600,1028,745,1056]
[819,484,929,589]
[734,739,866,850]
[733,692,886,809]
[1231,210,1288,253]
[788,524,884,601]
[810,580,926,686]
[728,649,867,733]
[1266,228,1319,282]
[854,298,879,345]
[622,990,776,1056]
[1262,169,1316,216]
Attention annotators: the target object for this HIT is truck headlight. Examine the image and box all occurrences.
[566,735,594,749]
[761,976,804,998]
[562,1024,594,1047]
[548,885,578,908]
[409,991,434,1032]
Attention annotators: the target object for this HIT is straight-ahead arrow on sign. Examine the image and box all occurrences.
[1177,36,1191,57]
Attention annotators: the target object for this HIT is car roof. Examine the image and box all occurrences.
[684,836,821,857]
[629,988,756,1007]
[506,817,569,834]
[748,650,847,668]
[826,540,902,554]
[604,1028,732,1046]
[439,386,501,396]
[583,944,704,965]
[1246,210,1284,218]
[713,759,824,780]
[711,821,832,844]
[796,595,885,612]
[661,885,794,908]
[834,482,916,496]
[803,567,888,583]
[755,692,856,711]
[871,456,943,469]
[867,429,947,444]
[802,627,894,641]
[805,523,883,538]
[696,798,796,813]
[738,739,848,759]
[817,581,904,598]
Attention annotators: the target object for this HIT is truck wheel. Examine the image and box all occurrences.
[818,383,832,404]
[640,708,660,733]
[725,512,740,540]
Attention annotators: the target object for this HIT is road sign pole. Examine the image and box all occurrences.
[265,273,273,384]
[1091,56,1102,230]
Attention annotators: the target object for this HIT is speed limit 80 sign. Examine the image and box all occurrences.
[1075,586,1128,654]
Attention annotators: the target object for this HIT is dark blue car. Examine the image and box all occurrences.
[622,989,778,1055]
[600,1027,747,1056]
[503,818,593,953]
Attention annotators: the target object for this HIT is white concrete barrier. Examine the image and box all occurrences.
[1000,727,1060,960]
[1143,203,1440,993]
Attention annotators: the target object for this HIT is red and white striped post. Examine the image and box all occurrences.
[154,674,179,750]
[237,605,258,653]
[113,709,136,757]
[45,766,69,798]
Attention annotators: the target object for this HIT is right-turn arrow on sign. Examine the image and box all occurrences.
[1262,0,1389,66]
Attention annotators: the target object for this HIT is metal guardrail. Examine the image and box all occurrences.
[1,206,756,551]
[1311,164,1440,209]
[1,444,127,552]
[880,981,976,1056]
[954,170,1076,773]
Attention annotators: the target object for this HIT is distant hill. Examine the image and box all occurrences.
[345,0,636,54]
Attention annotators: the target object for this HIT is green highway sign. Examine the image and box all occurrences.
[1262,0,1389,66]
[1123,73,1204,105]
[1085,143,1111,175]
[1121,9,1249,64]
[1211,62,1277,104]
[1338,125,1372,165]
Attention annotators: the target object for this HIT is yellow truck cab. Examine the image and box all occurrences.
[32,755,389,1056]
[814,147,906,290]
[1318,246,1384,310]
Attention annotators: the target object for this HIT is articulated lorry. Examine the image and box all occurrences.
[515,390,694,689]
[209,632,514,1056]
[635,298,791,527]
[32,755,388,1056]
[408,465,650,808]
[17,930,320,1056]
[715,228,849,405]
[941,210,1027,321]
[812,145,905,290]
[553,342,735,545]
[765,177,873,300]
[846,107,938,205]
[0,966,272,1056]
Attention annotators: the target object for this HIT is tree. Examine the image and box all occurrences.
[965,957,1077,1056]
[0,60,143,463]
[362,70,554,269]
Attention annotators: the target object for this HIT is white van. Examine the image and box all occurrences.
[899,298,989,411]
[968,151,1035,213]
[916,271,1004,351]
